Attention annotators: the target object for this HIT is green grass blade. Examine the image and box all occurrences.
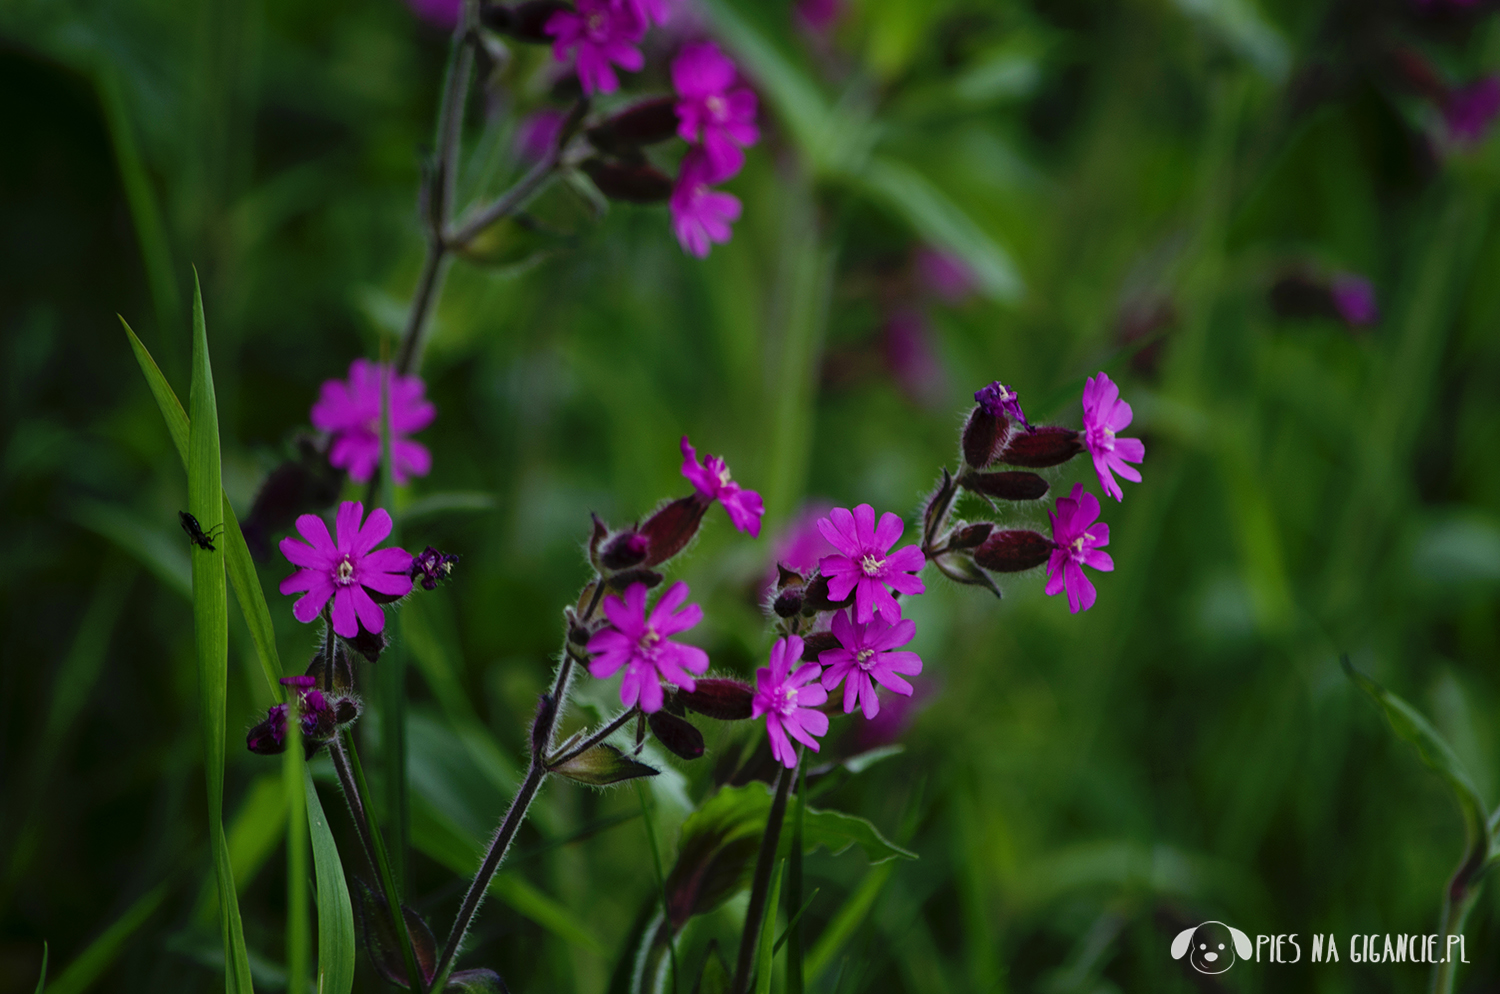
[186,274,255,994]
[122,316,282,697]
[196,774,287,924]
[47,884,168,994]
[304,771,356,994]
[786,761,806,994]
[32,942,46,994]
[285,709,309,994]
[753,862,784,994]
[803,861,894,986]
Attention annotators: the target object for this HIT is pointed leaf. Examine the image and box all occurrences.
[32,942,47,994]
[692,941,730,994]
[753,862,783,994]
[552,743,662,786]
[304,773,356,994]
[45,884,168,994]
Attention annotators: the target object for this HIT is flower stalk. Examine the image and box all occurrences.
[731,763,794,994]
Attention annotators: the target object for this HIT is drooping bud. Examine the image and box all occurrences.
[582,160,674,204]
[247,704,290,755]
[932,550,1003,599]
[600,530,650,570]
[996,426,1082,468]
[946,522,993,549]
[640,495,708,567]
[800,574,853,615]
[479,0,571,43]
[676,678,754,720]
[800,630,839,661]
[586,97,679,153]
[960,406,1008,468]
[649,710,706,760]
[604,567,664,592]
[960,470,1049,501]
[344,624,387,664]
[973,529,1052,572]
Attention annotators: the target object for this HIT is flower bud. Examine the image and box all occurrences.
[247,704,290,755]
[961,406,1009,467]
[600,530,650,570]
[960,470,1049,501]
[586,97,679,153]
[946,522,993,549]
[640,495,708,567]
[410,546,458,590]
[932,550,1003,598]
[996,426,1082,468]
[479,0,570,42]
[648,710,706,760]
[582,159,673,204]
[800,630,839,661]
[345,625,387,664]
[676,678,754,720]
[973,529,1052,572]
[605,567,664,592]
[800,574,853,615]
[773,588,804,618]
[588,513,608,570]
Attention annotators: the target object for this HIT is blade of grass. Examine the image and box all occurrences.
[305,770,357,994]
[32,942,46,994]
[753,863,784,994]
[122,317,283,698]
[47,883,168,994]
[786,758,806,994]
[187,273,255,994]
[773,890,820,956]
[285,705,309,994]
[196,774,287,924]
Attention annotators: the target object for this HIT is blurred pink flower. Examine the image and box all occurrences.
[406,0,462,29]
[585,581,709,713]
[1330,273,1379,327]
[672,41,759,181]
[516,108,566,163]
[545,0,647,96]
[279,502,414,638]
[817,504,926,624]
[752,635,828,768]
[796,0,843,32]
[680,435,764,536]
[883,310,948,409]
[915,247,978,304]
[819,609,922,719]
[310,359,435,485]
[1444,76,1500,142]
[1045,484,1113,614]
[1081,372,1144,502]
[670,148,741,257]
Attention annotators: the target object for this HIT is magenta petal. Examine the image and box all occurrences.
[280,536,325,569]
[363,547,413,573]
[295,513,336,554]
[292,583,334,623]
[354,507,393,555]
[280,569,323,595]
[637,674,664,713]
[335,502,363,553]
[351,586,385,634]
[331,587,359,636]
[852,504,877,548]
[873,512,904,552]
[859,679,880,719]
[360,569,413,596]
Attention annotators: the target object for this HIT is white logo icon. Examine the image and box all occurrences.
[1171,921,1254,974]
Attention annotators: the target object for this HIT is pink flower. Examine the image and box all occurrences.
[818,609,922,719]
[1045,483,1113,613]
[670,149,741,257]
[752,636,828,768]
[1080,372,1144,501]
[672,41,759,182]
[975,380,1030,430]
[1331,273,1379,327]
[310,359,435,485]
[585,581,709,713]
[627,0,676,24]
[884,311,948,409]
[545,0,647,96]
[915,247,977,305]
[279,501,414,638]
[1444,76,1500,143]
[516,108,566,163]
[817,504,926,624]
[680,436,764,537]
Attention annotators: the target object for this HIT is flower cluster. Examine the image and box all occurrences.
[247,675,360,758]
[669,42,759,257]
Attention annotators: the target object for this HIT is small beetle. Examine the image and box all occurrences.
[180,511,226,552]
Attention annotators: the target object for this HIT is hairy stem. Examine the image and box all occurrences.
[327,736,379,880]
[732,764,794,994]
[547,706,640,767]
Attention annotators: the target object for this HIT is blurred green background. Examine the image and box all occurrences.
[4,0,1500,991]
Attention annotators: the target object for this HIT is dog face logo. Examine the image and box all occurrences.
[1171,921,1253,974]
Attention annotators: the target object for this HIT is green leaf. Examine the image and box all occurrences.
[32,942,47,994]
[304,771,356,994]
[284,709,309,994]
[122,317,283,698]
[692,941,730,994]
[753,862,783,994]
[802,862,895,986]
[1342,656,1489,861]
[196,774,287,924]
[400,490,497,524]
[552,743,662,786]
[186,274,255,994]
[47,884,168,994]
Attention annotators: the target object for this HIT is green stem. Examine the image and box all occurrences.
[731,764,794,994]
[547,707,640,767]
[637,782,678,994]
[787,753,806,994]
[284,692,310,994]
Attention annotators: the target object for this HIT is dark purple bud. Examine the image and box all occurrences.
[479,0,570,43]
[586,97,679,153]
[947,522,993,549]
[800,574,853,614]
[800,631,839,661]
[973,530,1052,572]
[281,675,317,690]
[649,710,706,760]
[961,406,1008,468]
[960,470,1049,501]
[776,564,804,589]
[344,624,387,664]
[600,530,650,570]
[334,697,360,725]
[605,568,665,592]
[581,159,674,204]
[640,495,708,567]
[247,704,289,755]
[1269,272,1339,322]
[532,693,557,754]
[676,678,754,720]
[997,426,1082,468]
[410,546,459,591]
[355,880,439,989]
[773,588,804,618]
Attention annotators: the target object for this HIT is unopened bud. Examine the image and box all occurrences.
[773,588,804,618]
[677,678,754,720]
[586,97,679,153]
[996,426,1082,468]
[648,710,706,760]
[334,698,360,725]
[582,159,673,203]
[961,470,1049,501]
[605,567,664,592]
[776,564,804,589]
[800,575,853,614]
[947,522,993,549]
[480,0,570,43]
[961,406,1008,468]
[600,530,650,570]
[247,704,290,755]
[800,631,838,661]
[640,495,708,567]
[344,625,387,664]
[973,530,1052,572]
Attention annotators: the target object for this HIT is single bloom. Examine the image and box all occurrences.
[310,359,435,485]
[670,149,742,258]
[975,380,1030,430]
[672,40,759,182]
[681,435,764,537]
[1330,273,1378,327]
[1045,483,1114,614]
[279,501,415,638]
[586,581,710,713]
[817,504,926,624]
[818,609,922,719]
[1080,371,1144,501]
[545,0,647,96]
[752,635,829,768]
[1444,75,1500,143]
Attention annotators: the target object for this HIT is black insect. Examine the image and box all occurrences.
[179,511,225,552]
